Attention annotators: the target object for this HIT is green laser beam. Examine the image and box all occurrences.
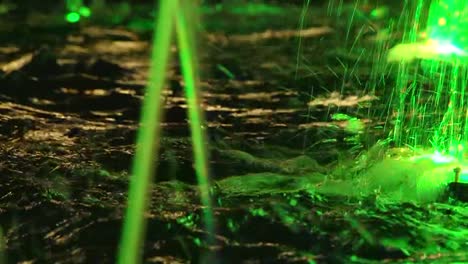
[117,0,215,263]
[117,1,177,263]
[295,0,310,79]
[175,0,216,245]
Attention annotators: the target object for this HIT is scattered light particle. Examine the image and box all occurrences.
[227,219,237,232]
[438,17,447,26]
[250,208,267,217]
[289,198,298,207]
[370,7,389,19]
[284,216,294,224]
[66,12,80,23]
[331,113,352,121]
[79,6,91,17]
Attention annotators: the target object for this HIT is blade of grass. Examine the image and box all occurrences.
[175,0,216,248]
[117,1,178,263]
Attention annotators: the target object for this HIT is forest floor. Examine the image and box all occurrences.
[0,2,466,263]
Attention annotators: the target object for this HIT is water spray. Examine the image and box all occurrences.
[386,0,468,195]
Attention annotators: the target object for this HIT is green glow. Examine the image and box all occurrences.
[369,7,388,19]
[117,1,177,263]
[289,198,298,207]
[66,0,82,12]
[406,150,468,184]
[375,152,459,200]
[426,0,468,52]
[65,0,91,22]
[79,6,91,17]
[216,64,235,79]
[432,42,466,56]
[66,12,81,23]
[227,219,238,232]
[177,214,195,228]
[346,118,364,134]
[331,113,353,121]
[250,208,268,217]
[390,0,468,166]
[459,171,468,183]
[175,0,215,245]
[230,3,284,15]
[430,152,456,164]
[118,0,215,262]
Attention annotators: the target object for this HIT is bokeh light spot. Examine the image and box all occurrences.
[66,12,80,23]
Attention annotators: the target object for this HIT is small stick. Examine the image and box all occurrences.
[453,167,461,183]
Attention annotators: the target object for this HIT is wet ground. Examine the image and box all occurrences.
[0,1,467,263]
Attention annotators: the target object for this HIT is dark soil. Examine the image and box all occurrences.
[0,1,466,263]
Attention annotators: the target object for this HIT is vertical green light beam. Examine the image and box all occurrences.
[117,1,177,263]
[175,0,216,244]
[295,0,310,79]
[392,0,426,147]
